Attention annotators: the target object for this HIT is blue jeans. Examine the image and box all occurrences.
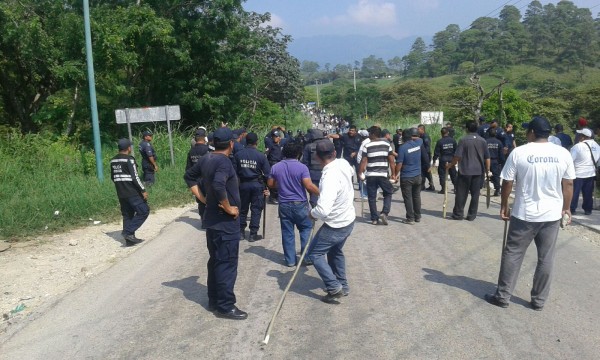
[308,222,355,293]
[278,201,313,266]
[366,176,393,221]
[119,195,150,236]
[571,177,595,213]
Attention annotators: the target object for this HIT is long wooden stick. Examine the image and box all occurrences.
[442,175,449,218]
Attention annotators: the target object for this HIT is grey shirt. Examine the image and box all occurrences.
[455,132,490,176]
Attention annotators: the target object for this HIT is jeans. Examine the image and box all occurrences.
[452,174,483,219]
[278,201,313,266]
[119,195,150,236]
[239,181,265,234]
[571,177,594,213]
[366,176,393,221]
[400,175,422,221]
[308,222,355,294]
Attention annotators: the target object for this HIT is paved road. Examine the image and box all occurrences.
[1,190,599,359]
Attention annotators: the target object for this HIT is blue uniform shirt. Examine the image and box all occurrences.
[397,139,428,178]
[234,146,271,183]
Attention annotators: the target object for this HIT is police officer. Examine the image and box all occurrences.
[184,127,247,320]
[433,127,458,194]
[393,128,403,155]
[486,128,505,196]
[110,139,149,246]
[186,128,211,218]
[332,128,343,158]
[302,129,327,207]
[234,133,270,242]
[477,116,490,138]
[265,129,285,204]
[418,125,435,191]
[139,130,158,186]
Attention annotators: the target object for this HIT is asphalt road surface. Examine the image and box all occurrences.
[1,189,599,359]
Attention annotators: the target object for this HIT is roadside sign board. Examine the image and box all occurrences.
[420,111,444,125]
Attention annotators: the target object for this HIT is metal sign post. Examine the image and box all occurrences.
[115,105,181,165]
[125,108,134,157]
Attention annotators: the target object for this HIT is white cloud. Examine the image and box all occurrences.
[266,13,286,29]
[318,0,398,27]
[410,0,440,12]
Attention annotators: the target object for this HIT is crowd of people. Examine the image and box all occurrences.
[106,113,596,319]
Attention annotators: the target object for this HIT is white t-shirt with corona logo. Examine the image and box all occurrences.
[501,142,575,222]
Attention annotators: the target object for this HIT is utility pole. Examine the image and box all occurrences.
[498,83,504,127]
[83,0,103,181]
[364,99,368,119]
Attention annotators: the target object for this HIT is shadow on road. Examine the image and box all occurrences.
[162,276,211,311]
[422,268,530,308]
[244,245,284,264]
[104,230,127,247]
[266,268,324,300]
[174,216,204,231]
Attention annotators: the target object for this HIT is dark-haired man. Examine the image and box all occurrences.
[485,116,575,311]
[186,128,211,218]
[554,124,573,150]
[234,133,270,241]
[358,126,395,225]
[268,142,320,267]
[446,121,490,221]
[329,125,363,190]
[110,139,149,246]
[486,128,505,197]
[265,129,286,204]
[139,130,158,186]
[184,127,247,320]
[418,125,435,191]
[302,129,327,207]
[308,140,355,303]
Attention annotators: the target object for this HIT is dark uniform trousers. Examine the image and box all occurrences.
[119,195,150,236]
[142,164,155,185]
[437,161,457,191]
[239,181,265,234]
[490,160,501,191]
[452,174,483,219]
[206,229,240,312]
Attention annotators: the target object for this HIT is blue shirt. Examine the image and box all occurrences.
[234,146,271,182]
[397,140,427,178]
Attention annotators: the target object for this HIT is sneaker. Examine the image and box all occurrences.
[321,288,344,304]
[426,186,436,191]
[585,211,592,215]
[379,213,388,225]
[484,293,509,308]
[240,231,246,240]
[402,219,415,225]
[437,189,445,194]
[493,190,500,197]
[415,218,421,223]
[371,220,378,225]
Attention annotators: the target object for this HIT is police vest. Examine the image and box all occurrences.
[308,142,324,172]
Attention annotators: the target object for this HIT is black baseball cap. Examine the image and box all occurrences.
[408,127,419,137]
[142,130,153,137]
[246,132,258,145]
[117,138,132,150]
[522,116,552,135]
[271,129,282,138]
[195,128,207,137]
[316,139,335,155]
[213,127,234,142]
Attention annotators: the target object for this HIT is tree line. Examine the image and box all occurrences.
[302,1,598,82]
[0,0,302,142]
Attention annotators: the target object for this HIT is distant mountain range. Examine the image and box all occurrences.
[288,34,431,67]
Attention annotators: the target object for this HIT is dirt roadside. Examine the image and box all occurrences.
[0,204,195,336]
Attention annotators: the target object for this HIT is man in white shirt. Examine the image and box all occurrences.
[308,140,356,303]
[569,128,600,215]
[485,116,575,311]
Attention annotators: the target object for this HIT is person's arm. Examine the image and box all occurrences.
[388,153,395,175]
[359,155,368,176]
[190,184,206,204]
[128,158,147,200]
[148,155,158,172]
[433,140,441,163]
[302,178,320,196]
[327,133,341,139]
[500,180,513,221]
[213,163,238,218]
[310,177,335,220]
[561,178,574,223]
[446,156,460,169]
[394,162,403,179]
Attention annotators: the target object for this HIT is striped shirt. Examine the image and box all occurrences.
[362,139,392,177]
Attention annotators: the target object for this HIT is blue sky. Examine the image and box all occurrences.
[243,0,600,40]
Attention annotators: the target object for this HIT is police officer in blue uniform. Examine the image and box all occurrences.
[186,128,211,217]
[302,129,327,207]
[265,129,285,204]
[110,139,149,246]
[139,130,158,186]
[433,127,458,194]
[184,127,247,320]
[486,128,505,196]
[234,133,270,242]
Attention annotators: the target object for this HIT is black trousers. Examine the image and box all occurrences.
[400,175,422,221]
[490,160,501,190]
[119,195,150,236]
[437,160,457,191]
[206,229,240,312]
[452,174,483,219]
[239,181,265,234]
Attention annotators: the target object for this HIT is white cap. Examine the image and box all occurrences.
[576,128,593,138]
[358,129,369,137]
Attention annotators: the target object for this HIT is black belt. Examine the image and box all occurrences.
[240,178,260,183]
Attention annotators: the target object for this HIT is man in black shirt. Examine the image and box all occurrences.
[265,129,286,204]
[110,139,149,246]
[186,128,211,217]
[139,130,158,186]
[234,133,270,242]
[392,128,403,155]
[486,128,505,196]
[433,127,457,194]
[302,129,327,207]
[418,125,435,191]
[184,127,247,320]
